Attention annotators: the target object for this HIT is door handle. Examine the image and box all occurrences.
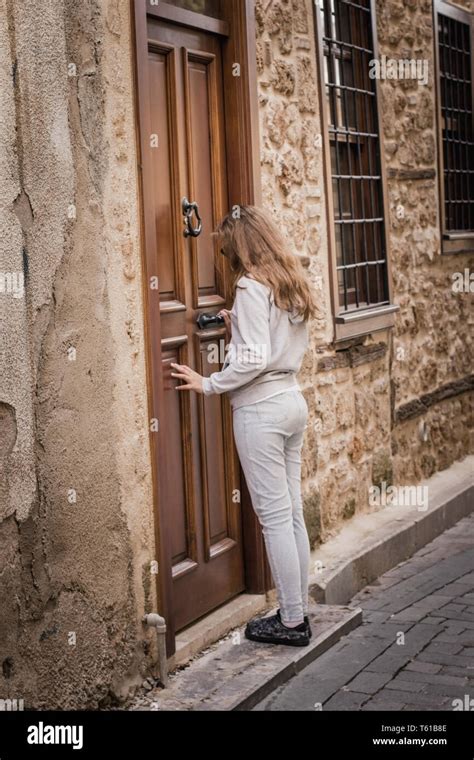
[197,313,225,330]
[182,197,202,238]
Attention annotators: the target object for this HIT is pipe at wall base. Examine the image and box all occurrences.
[142,613,168,688]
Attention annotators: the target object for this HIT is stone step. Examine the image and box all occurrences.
[129,604,362,711]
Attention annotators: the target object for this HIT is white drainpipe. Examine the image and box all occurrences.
[143,613,168,688]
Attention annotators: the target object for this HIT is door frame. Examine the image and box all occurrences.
[131,0,269,656]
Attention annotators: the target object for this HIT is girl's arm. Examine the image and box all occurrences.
[202,279,272,396]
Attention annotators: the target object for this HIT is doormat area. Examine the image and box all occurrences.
[124,604,362,711]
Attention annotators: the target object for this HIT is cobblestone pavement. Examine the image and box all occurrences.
[255,514,474,711]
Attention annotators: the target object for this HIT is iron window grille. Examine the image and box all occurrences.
[435,1,474,252]
[316,0,390,314]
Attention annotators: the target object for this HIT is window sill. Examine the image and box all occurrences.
[334,304,399,342]
[441,232,474,255]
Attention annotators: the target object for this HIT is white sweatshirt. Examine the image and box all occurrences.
[201,275,309,410]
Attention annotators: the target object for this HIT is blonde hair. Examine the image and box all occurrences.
[214,205,317,321]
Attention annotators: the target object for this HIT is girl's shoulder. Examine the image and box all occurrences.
[236,275,271,294]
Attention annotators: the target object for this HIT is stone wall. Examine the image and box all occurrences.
[255,0,473,544]
[0,0,157,709]
[450,0,472,9]
[376,0,474,480]
[255,0,390,542]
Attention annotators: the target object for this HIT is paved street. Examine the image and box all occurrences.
[255,514,474,711]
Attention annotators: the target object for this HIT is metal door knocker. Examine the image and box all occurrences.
[182,197,202,238]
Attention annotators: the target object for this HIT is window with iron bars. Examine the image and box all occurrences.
[435,1,474,254]
[316,0,391,319]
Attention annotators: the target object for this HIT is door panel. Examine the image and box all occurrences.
[147,48,184,306]
[146,16,245,631]
[165,0,224,19]
[184,50,227,305]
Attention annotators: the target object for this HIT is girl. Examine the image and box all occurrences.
[171,205,317,647]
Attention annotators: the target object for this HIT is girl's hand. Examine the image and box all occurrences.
[218,309,232,343]
[171,363,204,393]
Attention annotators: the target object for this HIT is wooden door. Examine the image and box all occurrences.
[139,6,245,636]
[133,0,267,654]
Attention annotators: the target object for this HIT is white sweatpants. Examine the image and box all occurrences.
[232,388,311,624]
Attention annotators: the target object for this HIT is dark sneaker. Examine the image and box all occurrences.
[245,613,310,647]
[276,608,312,639]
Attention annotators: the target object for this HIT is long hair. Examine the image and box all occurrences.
[213,205,317,321]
